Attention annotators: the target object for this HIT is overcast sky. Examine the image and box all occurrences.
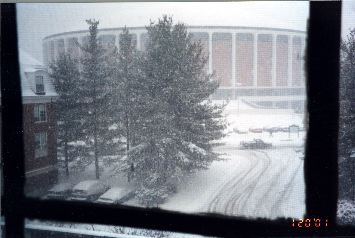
[16,1,355,63]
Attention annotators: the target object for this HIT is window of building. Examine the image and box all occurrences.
[35,132,47,158]
[35,75,45,94]
[34,104,46,122]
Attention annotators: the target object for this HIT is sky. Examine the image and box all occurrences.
[17,1,311,62]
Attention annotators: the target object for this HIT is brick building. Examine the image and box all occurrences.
[19,49,58,195]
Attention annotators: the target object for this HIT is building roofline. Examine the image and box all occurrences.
[43,25,306,41]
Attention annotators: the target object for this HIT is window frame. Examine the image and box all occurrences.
[34,104,47,123]
[35,75,45,94]
[2,2,355,237]
[34,132,48,159]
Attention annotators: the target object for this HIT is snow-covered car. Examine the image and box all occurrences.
[240,139,272,149]
[233,127,248,134]
[95,187,134,205]
[43,182,73,200]
[69,180,108,202]
[249,128,263,133]
[263,127,281,133]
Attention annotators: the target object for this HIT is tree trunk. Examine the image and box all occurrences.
[93,68,100,179]
[125,111,131,182]
[64,121,69,177]
[64,139,69,177]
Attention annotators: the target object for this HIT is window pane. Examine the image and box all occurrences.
[236,33,254,87]
[17,2,308,219]
[257,34,272,87]
[338,0,355,226]
[276,35,289,87]
[212,33,232,87]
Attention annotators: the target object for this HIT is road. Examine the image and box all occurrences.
[205,147,304,218]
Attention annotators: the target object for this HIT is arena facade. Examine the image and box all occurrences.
[43,26,306,110]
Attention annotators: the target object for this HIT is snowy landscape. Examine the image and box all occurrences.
[55,100,306,219]
[14,2,316,237]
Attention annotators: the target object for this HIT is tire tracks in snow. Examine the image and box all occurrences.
[270,159,303,216]
[228,150,271,216]
[207,150,270,216]
[207,154,258,213]
[248,150,294,218]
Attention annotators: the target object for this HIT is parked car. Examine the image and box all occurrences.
[43,182,73,200]
[69,180,108,202]
[263,127,282,133]
[280,127,290,132]
[249,128,263,133]
[233,127,248,134]
[240,139,272,149]
[96,187,134,205]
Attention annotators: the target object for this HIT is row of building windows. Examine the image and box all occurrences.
[43,31,305,88]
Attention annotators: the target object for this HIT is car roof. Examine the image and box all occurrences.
[73,180,101,191]
[99,187,131,200]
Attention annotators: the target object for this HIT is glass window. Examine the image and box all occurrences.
[338,0,355,226]
[236,33,254,87]
[212,32,232,87]
[16,2,308,222]
[257,34,272,87]
[34,104,46,122]
[35,132,47,158]
[35,75,44,94]
[276,35,289,87]
[292,36,303,87]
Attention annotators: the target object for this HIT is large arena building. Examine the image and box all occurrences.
[43,26,306,110]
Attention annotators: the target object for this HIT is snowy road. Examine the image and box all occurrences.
[206,148,304,218]
[162,147,305,219]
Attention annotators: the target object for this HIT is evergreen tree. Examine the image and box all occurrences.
[79,19,115,179]
[339,28,355,200]
[339,28,355,157]
[50,53,82,177]
[111,27,145,182]
[126,16,226,205]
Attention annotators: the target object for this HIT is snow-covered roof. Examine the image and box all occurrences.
[73,180,100,191]
[98,187,131,201]
[18,48,58,103]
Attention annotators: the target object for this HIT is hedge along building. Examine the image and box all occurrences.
[42,26,306,110]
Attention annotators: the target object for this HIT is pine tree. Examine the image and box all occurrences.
[339,29,355,157]
[79,19,115,179]
[127,16,226,206]
[110,27,145,182]
[339,28,355,200]
[50,53,83,177]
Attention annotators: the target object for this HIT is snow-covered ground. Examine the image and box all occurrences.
[54,99,306,220]
[151,100,305,218]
